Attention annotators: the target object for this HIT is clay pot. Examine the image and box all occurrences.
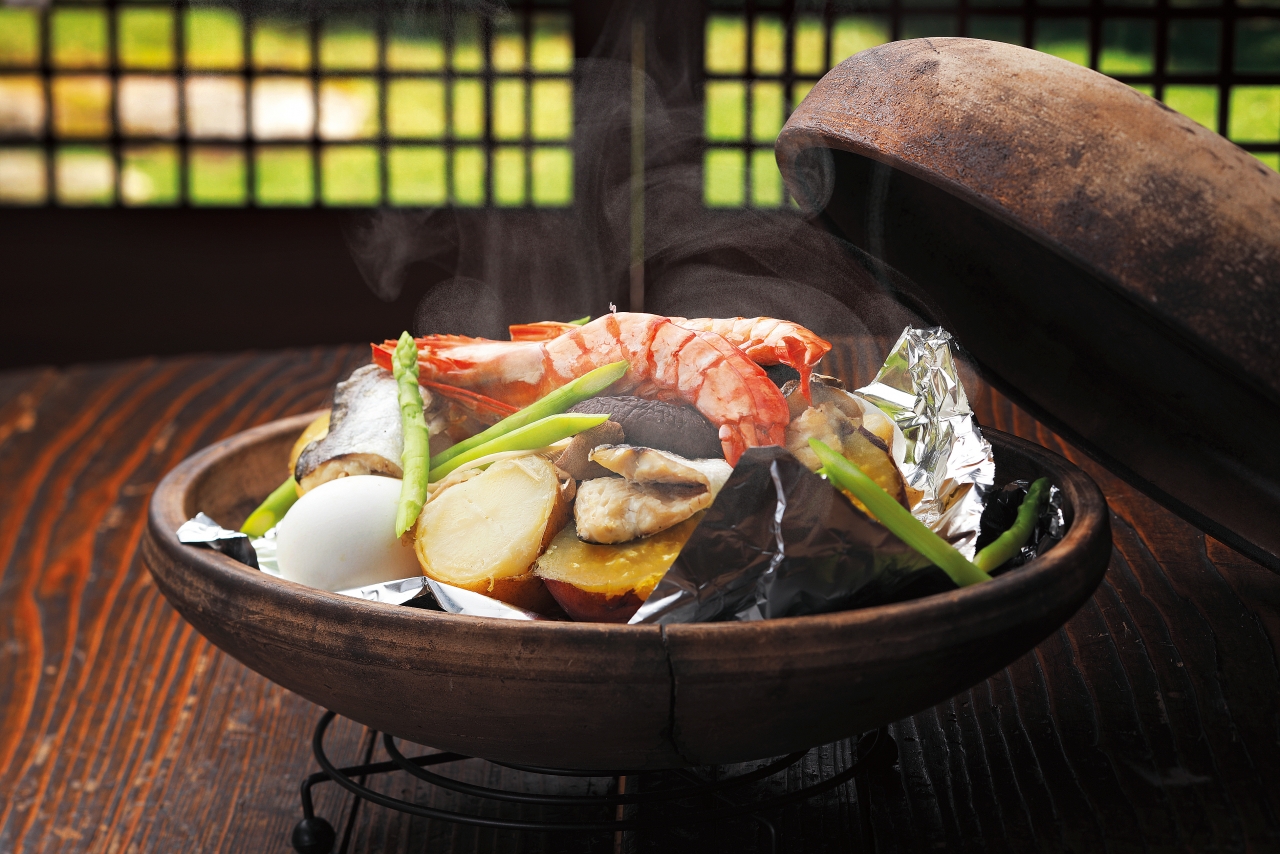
[143,412,1109,770]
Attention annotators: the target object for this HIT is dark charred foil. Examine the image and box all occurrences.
[630,446,932,625]
[976,480,1067,574]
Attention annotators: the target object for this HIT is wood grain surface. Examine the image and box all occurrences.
[0,340,1277,853]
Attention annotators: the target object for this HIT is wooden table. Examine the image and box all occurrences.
[1,344,1277,853]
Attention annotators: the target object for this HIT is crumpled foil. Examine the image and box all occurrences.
[632,325,995,625]
[976,480,1067,573]
[631,447,932,624]
[176,513,259,569]
[335,575,546,620]
[856,326,995,558]
[175,514,541,621]
[250,527,280,576]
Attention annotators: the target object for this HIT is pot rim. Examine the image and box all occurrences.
[146,410,1109,641]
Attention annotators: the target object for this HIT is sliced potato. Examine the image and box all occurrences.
[414,455,567,592]
[289,411,331,494]
[533,515,702,622]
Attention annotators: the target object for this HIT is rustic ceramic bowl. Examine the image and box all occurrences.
[143,411,1110,771]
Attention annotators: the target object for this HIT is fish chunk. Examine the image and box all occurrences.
[574,446,732,544]
[588,445,732,498]
[575,479,712,544]
[296,365,416,493]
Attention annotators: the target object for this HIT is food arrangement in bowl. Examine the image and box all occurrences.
[147,310,1110,769]
[203,312,1067,626]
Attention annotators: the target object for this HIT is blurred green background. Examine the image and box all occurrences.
[0,4,1276,208]
[703,12,1280,207]
[0,5,574,207]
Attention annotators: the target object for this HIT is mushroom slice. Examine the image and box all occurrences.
[554,421,626,481]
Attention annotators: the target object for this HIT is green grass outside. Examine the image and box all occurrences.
[55,145,113,205]
[253,19,311,71]
[0,9,40,67]
[322,146,380,205]
[122,145,178,205]
[531,148,573,206]
[1230,86,1280,141]
[452,146,485,206]
[256,146,314,206]
[189,147,246,206]
[704,149,745,207]
[118,8,174,70]
[531,80,574,141]
[493,80,526,142]
[388,146,447,206]
[493,146,526,206]
[320,19,379,71]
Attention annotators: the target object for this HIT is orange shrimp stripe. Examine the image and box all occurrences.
[369,314,790,465]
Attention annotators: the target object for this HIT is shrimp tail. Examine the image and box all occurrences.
[370,341,518,419]
[509,321,578,342]
[780,336,817,404]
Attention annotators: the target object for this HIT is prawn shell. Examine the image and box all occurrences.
[375,313,790,465]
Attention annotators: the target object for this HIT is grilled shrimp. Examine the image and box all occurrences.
[509,320,579,342]
[373,313,789,465]
[666,317,831,404]
[508,316,831,403]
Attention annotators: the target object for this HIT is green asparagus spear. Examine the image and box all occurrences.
[240,477,299,537]
[809,439,992,588]
[393,331,430,537]
[430,413,609,482]
[430,360,629,470]
[569,316,591,325]
[974,477,1050,573]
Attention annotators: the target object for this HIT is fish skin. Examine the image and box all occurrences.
[296,364,418,492]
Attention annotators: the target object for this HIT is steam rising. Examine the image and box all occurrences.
[344,0,926,383]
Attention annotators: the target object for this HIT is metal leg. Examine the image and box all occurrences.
[292,710,893,852]
[292,770,337,854]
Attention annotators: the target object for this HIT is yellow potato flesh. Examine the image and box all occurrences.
[415,455,559,588]
[534,514,703,600]
[290,411,331,495]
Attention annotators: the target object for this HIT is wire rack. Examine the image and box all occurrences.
[291,710,899,854]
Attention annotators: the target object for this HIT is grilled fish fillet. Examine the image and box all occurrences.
[295,365,413,493]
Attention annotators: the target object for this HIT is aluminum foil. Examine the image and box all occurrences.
[856,326,995,558]
[176,513,259,568]
[630,447,933,624]
[250,527,280,576]
[176,513,542,620]
[976,480,1067,572]
[632,325,994,625]
[335,575,546,620]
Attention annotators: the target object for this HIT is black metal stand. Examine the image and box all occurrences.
[291,711,898,854]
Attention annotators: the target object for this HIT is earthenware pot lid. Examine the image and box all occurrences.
[776,37,1280,571]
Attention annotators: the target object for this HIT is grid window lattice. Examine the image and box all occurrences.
[703,2,1280,208]
[0,2,574,207]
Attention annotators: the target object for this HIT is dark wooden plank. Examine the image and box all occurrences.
[0,348,370,853]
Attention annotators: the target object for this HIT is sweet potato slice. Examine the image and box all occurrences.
[532,515,702,622]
